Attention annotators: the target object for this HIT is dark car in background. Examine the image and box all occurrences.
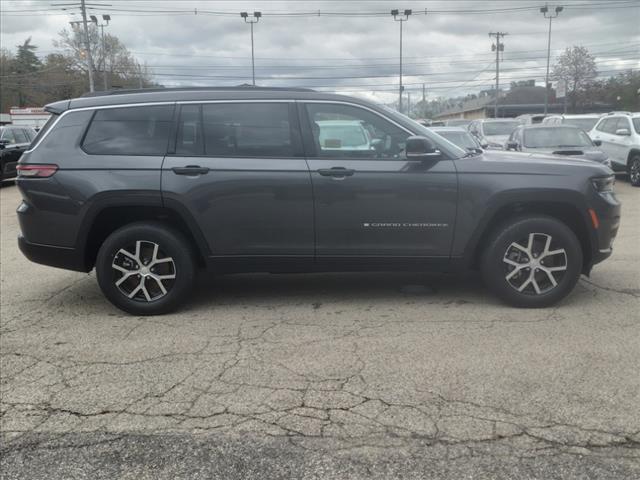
[430,126,483,153]
[0,125,36,181]
[506,125,611,167]
[468,118,521,149]
[16,87,620,315]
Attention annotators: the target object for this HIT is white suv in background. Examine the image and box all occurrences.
[589,112,640,186]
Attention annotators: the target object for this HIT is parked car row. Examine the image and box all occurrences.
[431,112,639,186]
[0,125,37,181]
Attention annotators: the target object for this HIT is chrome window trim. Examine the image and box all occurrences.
[26,99,415,154]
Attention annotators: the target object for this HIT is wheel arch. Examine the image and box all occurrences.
[78,197,209,271]
[627,148,640,169]
[463,193,594,274]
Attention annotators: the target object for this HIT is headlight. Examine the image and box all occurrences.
[592,175,615,193]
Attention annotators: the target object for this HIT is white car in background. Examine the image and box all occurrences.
[589,112,640,186]
[542,113,603,133]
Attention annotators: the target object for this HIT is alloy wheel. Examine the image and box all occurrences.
[630,157,640,185]
[111,240,176,302]
[502,232,568,295]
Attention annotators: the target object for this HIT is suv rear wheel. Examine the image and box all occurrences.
[96,222,195,315]
[481,216,583,308]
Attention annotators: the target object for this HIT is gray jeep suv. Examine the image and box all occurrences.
[16,87,621,315]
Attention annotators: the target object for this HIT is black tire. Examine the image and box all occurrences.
[629,154,640,187]
[96,222,195,315]
[480,216,583,308]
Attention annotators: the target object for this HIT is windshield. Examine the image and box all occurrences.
[523,128,592,148]
[563,118,599,131]
[633,118,640,134]
[482,121,520,136]
[437,131,478,150]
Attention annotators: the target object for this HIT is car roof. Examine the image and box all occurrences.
[316,120,364,126]
[43,87,378,114]
[480,118,520,122]
[519,124,582,130]
[429,126,468,132]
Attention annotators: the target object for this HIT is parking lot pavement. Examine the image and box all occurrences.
[1,180,639,479]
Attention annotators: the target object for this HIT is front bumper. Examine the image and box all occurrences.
[18,235,87,272]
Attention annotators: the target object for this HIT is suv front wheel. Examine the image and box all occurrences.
[629,154,640,187]
[481,216,583,308]
[96,222,195,315]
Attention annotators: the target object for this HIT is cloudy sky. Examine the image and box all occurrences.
[1,0,639,104]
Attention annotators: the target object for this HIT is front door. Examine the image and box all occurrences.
[300,102,458,261]
[161,102,314,266]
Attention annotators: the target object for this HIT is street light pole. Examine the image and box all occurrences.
[240,11,261,86]
[540,4,563,115]
[391,9,412,114]
[90,14,110,91]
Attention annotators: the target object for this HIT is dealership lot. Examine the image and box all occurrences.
[1,180,639,478]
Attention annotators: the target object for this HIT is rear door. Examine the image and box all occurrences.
[161,101,314,266]
[299,101,458,261]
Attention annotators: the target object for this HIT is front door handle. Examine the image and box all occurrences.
[172,165,210,175]
[318,167,355,177]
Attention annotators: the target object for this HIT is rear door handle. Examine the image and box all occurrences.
[318,167,355,177]
[172,165,210,175]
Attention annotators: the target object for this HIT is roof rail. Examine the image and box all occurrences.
[81,85,315,98]
[606,111,632,116]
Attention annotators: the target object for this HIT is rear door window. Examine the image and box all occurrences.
[202,103,294,157]
[82,105,174,155]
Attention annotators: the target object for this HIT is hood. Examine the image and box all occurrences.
[478,150,612,174]
[520,147,608,164]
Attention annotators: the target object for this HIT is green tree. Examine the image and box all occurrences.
[552,46,597,112]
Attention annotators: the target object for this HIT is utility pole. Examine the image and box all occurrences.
[90,14,110,90]
[489,32,507,118]
[240,12,261,86]
[540,4,563,115]
[79,0,95,92]
[391,9,412,114]
[422,83,426,102]
[407,92,411,117]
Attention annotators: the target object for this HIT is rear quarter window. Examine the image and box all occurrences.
[82,105,174,156]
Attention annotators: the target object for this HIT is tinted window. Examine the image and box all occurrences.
[13,129,28,144]
[482,121,520,136]
[201,103,293,157]
[633,118,640,135]
[305,103,409,159]
[83,105,174,155]
[522,128,592,148]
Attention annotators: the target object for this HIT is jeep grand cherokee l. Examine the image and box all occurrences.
[16,87,621,315]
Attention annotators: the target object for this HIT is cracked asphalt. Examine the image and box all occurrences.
[1,180,639,479]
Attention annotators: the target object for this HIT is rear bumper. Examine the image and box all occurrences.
[18,235,88,272]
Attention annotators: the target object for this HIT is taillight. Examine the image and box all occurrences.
[17,164,58,178]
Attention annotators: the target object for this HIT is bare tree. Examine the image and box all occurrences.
[552,46,597,112]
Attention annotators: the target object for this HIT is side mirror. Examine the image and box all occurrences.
[593,139,602,147]
[506,141,518,150]
[615,128,630,136]
[405,136,441,161]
